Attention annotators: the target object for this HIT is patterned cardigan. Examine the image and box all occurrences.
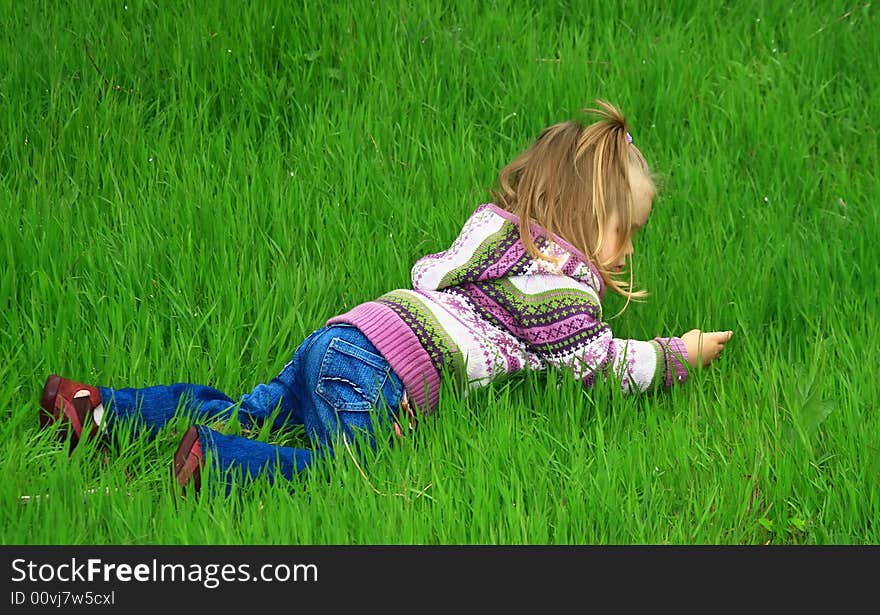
[327,203,688,412]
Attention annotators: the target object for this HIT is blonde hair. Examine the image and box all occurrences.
[491,100,655,302]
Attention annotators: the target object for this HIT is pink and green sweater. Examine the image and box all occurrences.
[327,203,689,412]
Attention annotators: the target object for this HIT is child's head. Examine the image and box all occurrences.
[492,100,656,301]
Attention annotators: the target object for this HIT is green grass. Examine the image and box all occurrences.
[1,0,877,545]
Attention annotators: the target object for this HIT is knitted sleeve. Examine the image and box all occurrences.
[600,335,690,392]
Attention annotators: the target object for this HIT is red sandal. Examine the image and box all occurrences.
[40,374,106,451]
[173,426,204,497]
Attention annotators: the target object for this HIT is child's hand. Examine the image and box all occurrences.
[681,329,733,369]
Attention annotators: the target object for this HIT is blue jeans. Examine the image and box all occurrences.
[98,324,405,490]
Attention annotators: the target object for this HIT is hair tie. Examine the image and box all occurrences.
[626,132,633,144]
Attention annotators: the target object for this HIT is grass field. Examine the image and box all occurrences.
[1,0,878,545]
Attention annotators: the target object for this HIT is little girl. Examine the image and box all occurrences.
[39,100,733,496]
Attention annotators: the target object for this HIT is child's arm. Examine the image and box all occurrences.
[476,274,732,393]
[601,329,733,392]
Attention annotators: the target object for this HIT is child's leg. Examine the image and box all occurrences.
[196,426,318,491]
[101,328,329,441]
[189,324,406,491]
[99,383,237,439]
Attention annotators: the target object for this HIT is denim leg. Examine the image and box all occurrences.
[96,328,328,441]
[98,383,237,440]
[200,325,405,489]
[197,426,317,491]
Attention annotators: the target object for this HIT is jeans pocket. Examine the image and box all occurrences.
[316,337,391,412]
